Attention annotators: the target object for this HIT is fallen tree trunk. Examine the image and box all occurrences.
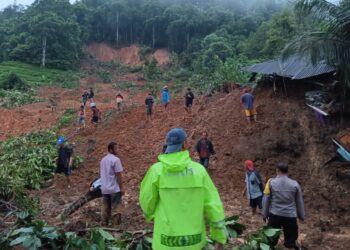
[58,190,102,220]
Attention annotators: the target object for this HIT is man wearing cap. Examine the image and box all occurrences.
[262,163,305,250]
[242,160,263,215]
[140,128,227,250]
[54,137,73,187]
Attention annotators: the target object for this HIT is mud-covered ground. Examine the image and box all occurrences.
[20,80,349,250]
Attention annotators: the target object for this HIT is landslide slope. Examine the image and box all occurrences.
[35,86,350,249]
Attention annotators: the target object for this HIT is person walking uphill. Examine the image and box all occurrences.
[116,93,124,111]
[82,91,89,107]
[100,142,124,226]
[54,137,73,187]
[262,163,305,250]
[140,128,227,250]
[161,86,170,111]
[89,87,94,103]
[184,87,195,114]
[242,160,263,215]
[145,93,154,120]
[241,89,257,123]
[195,132,215,170]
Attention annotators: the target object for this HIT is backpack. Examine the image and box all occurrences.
[254,171,264,192]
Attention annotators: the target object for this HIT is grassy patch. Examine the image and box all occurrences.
[0,61,83,88]
[55,109,76,129]
[0,89,40,108]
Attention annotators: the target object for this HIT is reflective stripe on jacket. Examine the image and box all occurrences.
[139,150,227,250]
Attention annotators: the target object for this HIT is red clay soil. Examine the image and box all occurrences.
[86,43,170,66]
[147,48,171,66]
[0,80,136,141]
[30,85,350,249]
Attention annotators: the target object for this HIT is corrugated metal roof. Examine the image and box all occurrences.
[241,56,335,80]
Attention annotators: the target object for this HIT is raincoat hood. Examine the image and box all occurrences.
[158,150,191,172]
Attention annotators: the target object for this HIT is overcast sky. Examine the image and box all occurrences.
[0,0,341,11]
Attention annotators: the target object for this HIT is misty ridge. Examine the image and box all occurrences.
[0,0,292,69]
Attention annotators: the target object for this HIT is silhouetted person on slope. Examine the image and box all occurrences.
[54,137,73,188]
[241,88,257,123]
[91,103,101,125]
[116,93,124,111]
[161,86,170,112]
[82,91,89,107]
[195,132,215,170]
[184,87,195,114]
[77,105,86,128]
[145,93,154,121]
[89,87,94,103]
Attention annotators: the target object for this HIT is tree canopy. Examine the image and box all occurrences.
[0,0,289,69]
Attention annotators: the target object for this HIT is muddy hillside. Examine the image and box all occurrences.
[33,82,350,250]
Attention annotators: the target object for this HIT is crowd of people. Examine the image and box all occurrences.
[53,86,304,250]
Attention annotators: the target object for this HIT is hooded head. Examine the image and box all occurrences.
[159,128,190,172]
[245,160,254,171]
[165,128,187,153]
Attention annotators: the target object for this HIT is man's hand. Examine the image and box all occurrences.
[214,242,224,250]
[263,217,267,223]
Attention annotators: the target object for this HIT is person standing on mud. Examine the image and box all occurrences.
[184,87,195,114]
[89,87,95,103]
[77,105,86,128]
[145,93,154,120]
[54,137,73,188]
[242,160,263,215]
[116,93,124,111]
[100,142,124,226]
[161,86,170,111]
[241,89,257,123]
[140,128,227,250]
[262,163,305,250]
[91,104,101,125]
[195,132,215,170]
[82,91,89,107]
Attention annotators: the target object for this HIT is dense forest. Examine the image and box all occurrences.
[0,0,293,70]
[0,0,349,86]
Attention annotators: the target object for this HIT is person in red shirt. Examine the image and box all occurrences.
[195,132,215,170]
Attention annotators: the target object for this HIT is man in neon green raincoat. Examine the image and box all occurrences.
[140,128,227,250]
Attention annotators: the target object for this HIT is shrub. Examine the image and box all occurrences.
[0,72,30,90]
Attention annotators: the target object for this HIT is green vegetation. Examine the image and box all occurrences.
[0,108,82,207]
[55,109,77,129]
[233,227,281,250]
[284,0,350,90]
[0,213,279,250]
[0,72,30,90]
[0,208,152,250]
[0,90,39,108]
[0,61,82,88]
[0,130,57,203]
